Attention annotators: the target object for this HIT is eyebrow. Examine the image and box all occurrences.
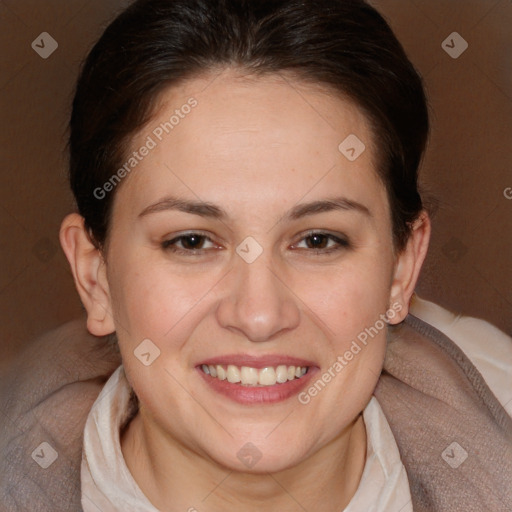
[138,195,372,221]
[288,197,371,220]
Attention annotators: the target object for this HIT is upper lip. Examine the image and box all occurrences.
[197,354,316,369]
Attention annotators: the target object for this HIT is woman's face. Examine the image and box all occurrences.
[103,69,401,472]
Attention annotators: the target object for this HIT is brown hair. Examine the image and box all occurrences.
[69,0,429,252]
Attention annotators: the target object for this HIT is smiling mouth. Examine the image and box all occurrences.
[201,364,309,387]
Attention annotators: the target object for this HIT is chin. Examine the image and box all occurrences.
[205,437,311,475]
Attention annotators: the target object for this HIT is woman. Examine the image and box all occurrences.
[45,0,512,510]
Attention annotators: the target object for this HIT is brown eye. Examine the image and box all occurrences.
[305,234,330,249]
[161,233,217,253]
[178,234,206,250]
[293,232,350,253]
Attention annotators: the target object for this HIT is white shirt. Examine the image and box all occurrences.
[81,296,512,511]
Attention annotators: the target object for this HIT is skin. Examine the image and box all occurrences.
[60,68,430,511]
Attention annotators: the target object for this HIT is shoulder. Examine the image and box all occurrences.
[0,318,121,510]
[409,294,512,416]
[377,296,512,510]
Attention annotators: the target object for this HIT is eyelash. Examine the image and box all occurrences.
[161,232,220,254]
[293,231,350,254]
[161,231,350,256]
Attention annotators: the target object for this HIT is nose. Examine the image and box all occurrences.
[215,254,301,343]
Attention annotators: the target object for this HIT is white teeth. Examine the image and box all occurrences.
[201,364,309,386]
[241,366,259,385]
[259,367,277,386]
[227,364,241,383]
[276,365,288,383]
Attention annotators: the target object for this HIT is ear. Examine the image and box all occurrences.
[59,213,115,336]
[388,210,431,324]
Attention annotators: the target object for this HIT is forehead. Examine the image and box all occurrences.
[117,69,388,221]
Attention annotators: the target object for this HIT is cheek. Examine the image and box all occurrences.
[109,262,212,412]
[109,254,210,341]
[297,257,392,341]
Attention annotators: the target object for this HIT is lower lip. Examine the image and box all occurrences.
[196,367,318,405]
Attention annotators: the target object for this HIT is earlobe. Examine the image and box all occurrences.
[59,213,116,336]
[388,210,431,324]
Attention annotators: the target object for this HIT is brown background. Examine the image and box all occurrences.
[1,0,511,369]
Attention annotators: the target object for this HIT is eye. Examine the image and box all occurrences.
[292,231,350,253]
[161,232,219,254]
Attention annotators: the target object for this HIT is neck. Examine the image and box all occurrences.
[121,410,367,512]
